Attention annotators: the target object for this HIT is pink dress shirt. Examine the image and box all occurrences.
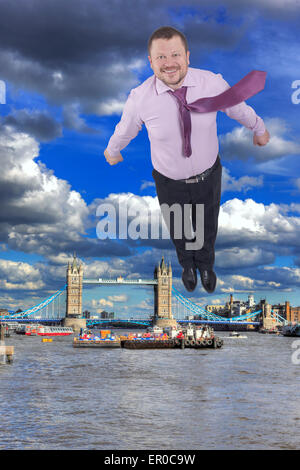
[106,67,266,180]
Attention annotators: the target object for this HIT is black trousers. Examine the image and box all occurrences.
[152,155,222,271]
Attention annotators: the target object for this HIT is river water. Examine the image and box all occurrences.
[0,330,299,450]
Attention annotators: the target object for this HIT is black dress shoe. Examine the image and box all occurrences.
[182,267,197,292]
[199,269,216,293]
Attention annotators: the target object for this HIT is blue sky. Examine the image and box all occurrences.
[0,0,300,317]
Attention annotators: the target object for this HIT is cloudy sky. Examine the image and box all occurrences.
[0,0,300,317]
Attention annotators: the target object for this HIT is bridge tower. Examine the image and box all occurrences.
[154,256,177,328]
[64,254,86,332]
[261,300,276,330]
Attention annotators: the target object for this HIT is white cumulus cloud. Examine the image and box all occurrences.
[219,117,300,162]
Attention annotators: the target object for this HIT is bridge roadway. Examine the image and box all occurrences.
[1,318,62,323]
[86,318,260,326]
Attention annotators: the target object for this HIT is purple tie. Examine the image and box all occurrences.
[168,70,267,157]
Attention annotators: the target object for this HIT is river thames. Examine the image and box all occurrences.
[0,330,299,450]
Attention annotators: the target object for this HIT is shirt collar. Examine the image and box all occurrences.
[155,68,197,95]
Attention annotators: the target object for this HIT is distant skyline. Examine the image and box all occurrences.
[0,0,300,317]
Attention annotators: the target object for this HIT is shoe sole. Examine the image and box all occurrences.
[182,271,197,292]
[199,271,216,294]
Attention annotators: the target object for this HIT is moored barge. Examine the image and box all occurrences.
[121,324,223,349]
[121,337,223,349]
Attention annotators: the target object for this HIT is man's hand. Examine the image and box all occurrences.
[253,129,270,146]
[104,148,123,165]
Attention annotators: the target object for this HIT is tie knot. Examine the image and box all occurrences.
[170,86,187,102]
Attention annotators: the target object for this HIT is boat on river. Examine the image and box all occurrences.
[281,324,300,337]
[21,324,73,336]
[37,326,73,336]
[228,331,247,339]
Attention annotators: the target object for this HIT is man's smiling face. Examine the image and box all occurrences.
[148,35,190,90]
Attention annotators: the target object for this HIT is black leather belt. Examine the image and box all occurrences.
[179,155,220,183]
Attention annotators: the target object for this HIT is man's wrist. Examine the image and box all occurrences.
[254,129,266,136]
[105,148,120,158]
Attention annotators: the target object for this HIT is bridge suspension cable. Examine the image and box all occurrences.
[172,287,227,321]
[4,285,67,320]
[270,310,286,325]
[172,286,263,322]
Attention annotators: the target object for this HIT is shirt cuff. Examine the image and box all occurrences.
[252,116,266,136]
[106,141,122,158]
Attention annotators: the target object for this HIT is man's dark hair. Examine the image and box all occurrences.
[148,26,188,55]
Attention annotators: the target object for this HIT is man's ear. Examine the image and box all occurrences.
[148,55,153,70]
[187,50,190,65]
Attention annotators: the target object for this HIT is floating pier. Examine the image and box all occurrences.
[0,344,14,363]
[0,323,14,364]
[73,337,121,348]
[72,326,224,351]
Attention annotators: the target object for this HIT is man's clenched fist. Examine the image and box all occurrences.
[104,148,123,165]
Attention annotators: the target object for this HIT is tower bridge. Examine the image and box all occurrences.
[2,254,285,331]
[64,254,175,331]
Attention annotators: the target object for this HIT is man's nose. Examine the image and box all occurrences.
[163,56,177,67]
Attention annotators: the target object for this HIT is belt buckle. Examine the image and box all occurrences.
[185,177,198,184]
[186,174,207,183]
